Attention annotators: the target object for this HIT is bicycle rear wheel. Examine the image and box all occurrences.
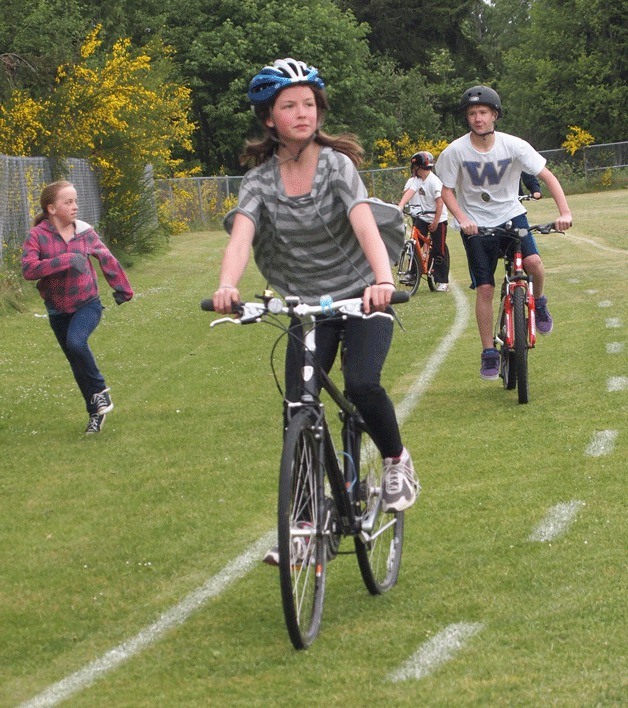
[353,429,404,594]
[395,241,420,296]
[278,409,326,649]
[513,287,529,404]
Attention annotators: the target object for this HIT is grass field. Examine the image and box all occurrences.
[0,191,626,706]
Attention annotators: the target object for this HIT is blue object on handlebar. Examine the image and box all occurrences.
[320,294,334,315]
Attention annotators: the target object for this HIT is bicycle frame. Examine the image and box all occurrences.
[411,226,432,275]
[288,314,390,544]
[494,241,537,351]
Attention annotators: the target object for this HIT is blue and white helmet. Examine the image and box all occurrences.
[248,58,325,106]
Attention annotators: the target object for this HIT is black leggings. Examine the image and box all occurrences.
[284,313,403,459]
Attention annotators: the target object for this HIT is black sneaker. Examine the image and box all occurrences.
[85,413,106,434]
[91,388,114,414]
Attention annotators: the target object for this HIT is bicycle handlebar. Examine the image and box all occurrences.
[476,222,563,238]
[402,206,435,216]
[201,291,410,325]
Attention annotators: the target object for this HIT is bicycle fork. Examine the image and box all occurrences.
[499,281,537,349]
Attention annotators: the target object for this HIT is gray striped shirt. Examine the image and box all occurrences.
[224,146,403,304]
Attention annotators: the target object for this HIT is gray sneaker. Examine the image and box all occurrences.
[381,448,419,513]
[91,388,114,414]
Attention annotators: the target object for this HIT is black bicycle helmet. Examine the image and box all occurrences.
[248,58,325,106]
[459,85,502,118]
[410,151,435,171]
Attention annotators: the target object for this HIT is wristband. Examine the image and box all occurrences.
[218,284,236,290]
[375,281,395,287]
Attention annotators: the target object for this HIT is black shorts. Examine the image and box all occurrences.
[461,213,540,288]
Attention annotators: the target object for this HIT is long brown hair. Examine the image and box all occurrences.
[241,85,365,167]
[33,181,73,226]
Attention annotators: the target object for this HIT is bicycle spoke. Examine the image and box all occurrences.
[353,430,404,594]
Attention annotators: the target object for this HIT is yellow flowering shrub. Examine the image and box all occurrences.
[373,133,449,168]
[600,168,613,187]
[0,93,50,156]
[562,126,595,156]
[0,25,196,250]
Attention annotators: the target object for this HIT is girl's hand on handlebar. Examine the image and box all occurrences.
[363,282,396,313]
[213,284,240,314]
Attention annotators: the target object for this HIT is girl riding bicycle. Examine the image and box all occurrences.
[212,58,418,525]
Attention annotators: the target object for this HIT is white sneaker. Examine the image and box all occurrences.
[263,545,279,566]
[381,448,420,513]
[262,521,315,566]
[435,283,449,292]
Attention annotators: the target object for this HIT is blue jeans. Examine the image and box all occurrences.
[48,299,106,413]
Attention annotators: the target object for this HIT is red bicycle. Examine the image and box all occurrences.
[477,221,562,404]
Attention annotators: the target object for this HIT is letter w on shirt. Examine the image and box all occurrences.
[463,159,512,186]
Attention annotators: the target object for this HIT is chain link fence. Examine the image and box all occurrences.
[2,141,625,261]
[153,143,626,231]
[0,156,101,263]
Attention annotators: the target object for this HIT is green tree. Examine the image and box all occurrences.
[161,0,385,172]
[0,0,91,100]
[336,0,488,76]
[0,27,196,251]
[499,0,627,148]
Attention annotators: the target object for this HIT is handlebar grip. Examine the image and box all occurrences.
[200,299,241,313]
[391,291,410,305]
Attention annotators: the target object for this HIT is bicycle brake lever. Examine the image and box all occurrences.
[210,317,241,327]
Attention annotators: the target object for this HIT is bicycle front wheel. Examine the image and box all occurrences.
[395,241,420,296]
[513,287,530,404]
[498,298,516,390]
[278,409,326,649]
[353,429,404,594]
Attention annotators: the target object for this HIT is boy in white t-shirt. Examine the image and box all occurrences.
[436,85,572,380]
[398,151,450,291]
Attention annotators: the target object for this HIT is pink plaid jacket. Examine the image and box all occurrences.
[22,219,134,313]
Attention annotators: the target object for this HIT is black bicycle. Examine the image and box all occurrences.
[201,290,409,648]
[476,222,562,404]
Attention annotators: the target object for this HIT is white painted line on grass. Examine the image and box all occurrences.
[396,280,470,427]
[558,232,628,256]
[607,376,628,392]
[585,429,618,457]
[387,622,484,682]
[20,530,276,708]
[528,501,585,542]
[598,300,613,308]
[21,284,471,707]
[606,342,624,354]
[606,317,622,329]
